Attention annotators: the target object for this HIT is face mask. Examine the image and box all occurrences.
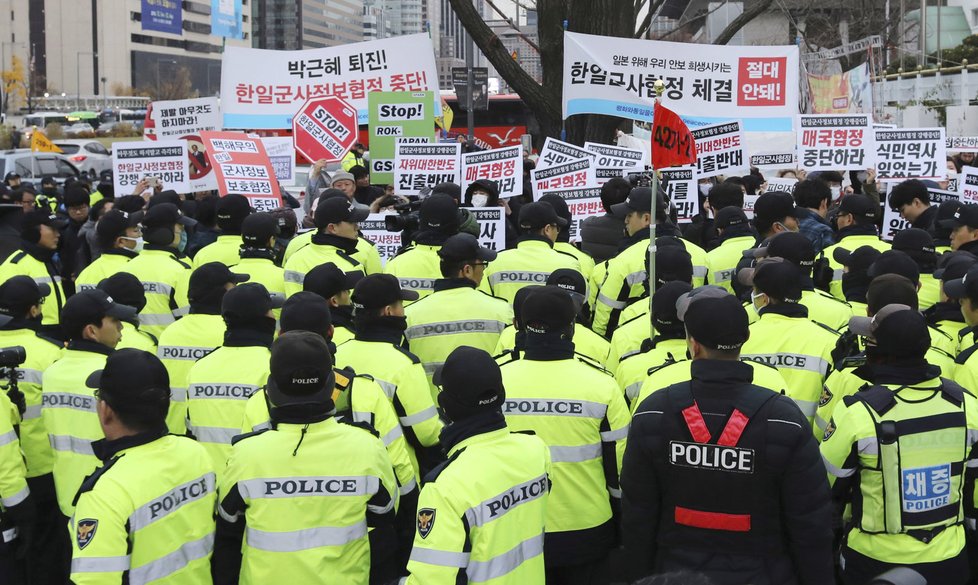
[774,221,798,233]
[471,194,489,208]
[750,290,767,312]
[120,236,144,253]
[948,170,959,180]
[699,184,711,196]
[178,230,188,253]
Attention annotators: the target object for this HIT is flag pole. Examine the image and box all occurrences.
[649,79,665,342]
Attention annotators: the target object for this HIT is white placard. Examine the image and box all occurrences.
[538,187,603,242]
[260,137,297,185]
[112,140,189,196]
[150,97,222,140]
[660,166,698,223]
[537,137,596,169]
[464,207,507,251]
[461,146,523,199]
[359,214,399,266]
[691,121,746,179]
[797,114,873,172]
[875,127,947,182]
[750,151,796,172]
[393,143,462,196]
[531,158,596,196]
[882,188,960,241]
[947,136,978,153]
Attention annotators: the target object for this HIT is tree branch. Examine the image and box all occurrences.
[713,0,778,45]
[634,0,668,38]
[483,0,541,52]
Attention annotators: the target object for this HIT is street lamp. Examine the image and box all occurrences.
[76,51,97,110]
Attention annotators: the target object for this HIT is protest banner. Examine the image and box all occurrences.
[112,141,189,196]
[765,177,799,194]
[881,188,960,241]
[220,34,440,128]
[691,121,746,179]
[212,0,243,38]
[961,166,978,204]
[150,97,222,140]
[359,214,400,267]
[875,127,946,182]
[462,146,523,198]
[806,63,872,114]
[651,103,697,169]
[537,137,595,169]
[260,137,297,185]
[200,131,283,211]
[465,207,507,251]
[292,95,359,164]
[142,0,182,35]
[797,114,873,172]
[537,187,603,242]
[660,166,698,223]
[596,168,625,185]
[562,31,799,130]
[948,137,978,153]
[750,152,796,172]
[368,91,436,185]
[585,142,645,183]
[394,143,462,195]
[532,158,596,195]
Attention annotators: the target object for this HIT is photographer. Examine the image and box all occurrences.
[384,193,464,301]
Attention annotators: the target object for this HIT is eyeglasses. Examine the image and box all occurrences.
[470,261,491,267]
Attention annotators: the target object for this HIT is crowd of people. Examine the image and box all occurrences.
[1,149,978,585]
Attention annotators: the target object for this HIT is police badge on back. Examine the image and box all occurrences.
[669,440,755,473]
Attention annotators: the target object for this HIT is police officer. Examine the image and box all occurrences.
[232,212,285,317]
[41,289,136,517]
[284,196,370,296]
[70,349,217,584]
[403,346,551,584]
[0,276,65,581]
[622,286,833,584]
[821,305,978,584]
[891,228,940,309]
[157,262,249,435]
[740,257,839,422]
[283,190,382,273]
[75,209,143,291]
[335,274,443,475]
[97,272,158,353]
[833,245,883,316]
[946,264,978,389]
[385,193,463,300]
[0,359,32,585]
[405,233,512,391]
[705,206,757,293]
[121,203,194,337]
[186,282,282,471]
[193,193,252,267]
[480,201,581,305]
[213,331,399,585]
[822,194,891,299]
[540,192,596,281]
[941,204,978,254]
[0,209,67,336]
[498,286,630,583]
[303,262,362,345]
[925,251,977,351]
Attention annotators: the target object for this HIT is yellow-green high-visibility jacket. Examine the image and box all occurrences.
[117,321,157,354]
[555,241,595,282]
[75,249,138,291]
[406,280,512,395]
[283,230,381,274]
[0,324,62,478]
[498,351,630,566]
[740,307,839,423]
[493,322,609,367]
[217,418,398,585]
[404,427,551,585]
[232,256,286,319]
[185,343,270,472]
[479,238,581,305]
[633,359,789,416]
[385,244,442,301]
[820,377,978,565]
[119,246,192,338]
[706,234,756,293]
[919,274,940,311]
[615,337,688,407]
[157,313,226,436]
[69,433,217,585]
[0,389,29,517]
[40,340,112,516]
[192,234,243,268]
[822,234,891,299]
[0,246,65,327]
[283,237,365,297]
[606,312,653,372]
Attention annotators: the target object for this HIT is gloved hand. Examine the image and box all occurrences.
[4,497,36,560]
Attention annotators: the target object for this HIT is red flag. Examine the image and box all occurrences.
[651,104,697,169]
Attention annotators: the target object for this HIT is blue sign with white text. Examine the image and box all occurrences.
[141,0,183,35]
[211,0,244,39]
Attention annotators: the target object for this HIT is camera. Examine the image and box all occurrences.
[0,346,25,368]
[385,198,423,233]
[0,345,26,417]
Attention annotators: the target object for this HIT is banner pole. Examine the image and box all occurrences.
[650,79,665,342]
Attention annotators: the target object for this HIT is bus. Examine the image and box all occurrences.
[440,93,539,150]
[22,112,70,128]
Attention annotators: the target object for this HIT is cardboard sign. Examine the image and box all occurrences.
[112,140,189,196]
[875,128,947,182]
[797,114,873,172]
[200,131,283,211]
[462,146,523,199]
[531,158,596,195]
[393,143,462,196]
[691,121,746,179]
[368,91,436,185]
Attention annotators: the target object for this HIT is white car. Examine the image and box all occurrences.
[54,139,112,178]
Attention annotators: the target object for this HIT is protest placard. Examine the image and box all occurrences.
[368,91,436,185]
[464,207,507,251]
[585,142,645,184]
[881,188,960,241]
[691,121,746,179]
[660,166,698,222]
[750,152,796,172]
[532,158,596,195]
[596,168,625,185]
[875,128,947,182]
[200,131,283,211]
[220,34,440,128]
[537,187,603,242]
[797,114,873,172]
[462,146,523,198]
[150,97,221,140]
[537,137,596,169]
[765,177,799,194]
[394,143,462,195]
[260,137,297,185]
[112,141,189,196]
[292,96,358,164]
[960,166,978,204]
[947,137,978,153]
[562,31,799,130]
[359,214,400,267]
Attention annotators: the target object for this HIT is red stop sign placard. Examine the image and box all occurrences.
[292,96,358,164]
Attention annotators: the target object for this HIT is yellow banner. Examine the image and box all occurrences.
[31,130,62,153]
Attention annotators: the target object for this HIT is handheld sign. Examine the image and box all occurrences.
[292,96,359,164]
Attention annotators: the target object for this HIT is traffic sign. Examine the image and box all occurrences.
[292,96,358,164]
